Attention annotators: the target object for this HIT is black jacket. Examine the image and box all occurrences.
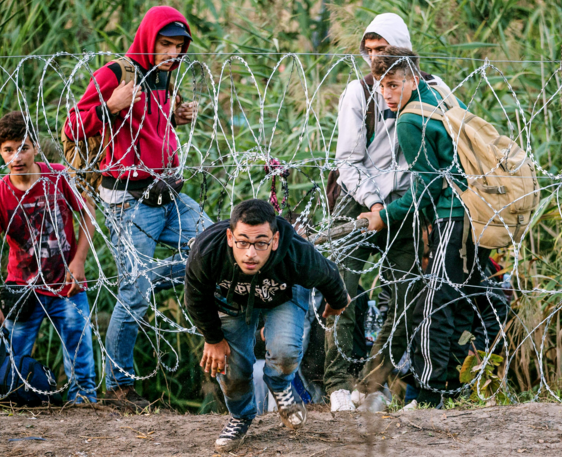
[184,217,348,344]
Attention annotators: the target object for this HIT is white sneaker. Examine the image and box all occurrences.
[399,400,418,412]
[350,389,366,407]
[357,391,389,413]
[330,389,356,412]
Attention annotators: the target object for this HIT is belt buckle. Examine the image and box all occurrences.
[112,201,131,211]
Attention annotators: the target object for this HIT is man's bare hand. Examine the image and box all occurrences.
[200,339,231,378]
[106,80,142,114]
[359,209,386,232]
[0,309,4,326]
[323,294,352,318]
[370,203,384,212]
[66,259,86,297]
[174,96,197,125]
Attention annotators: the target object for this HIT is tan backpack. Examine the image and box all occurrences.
[400,85,540,249]
[61,57,137,193]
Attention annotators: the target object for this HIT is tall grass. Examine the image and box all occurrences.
[1,0,562,409]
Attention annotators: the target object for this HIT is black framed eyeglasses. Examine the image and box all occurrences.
[232,234,274,251]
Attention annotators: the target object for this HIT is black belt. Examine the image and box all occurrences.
[101,175,154,191]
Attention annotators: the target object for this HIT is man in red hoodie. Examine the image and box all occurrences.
[65,6,212,411]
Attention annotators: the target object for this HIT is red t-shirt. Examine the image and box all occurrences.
[0,163,84,296]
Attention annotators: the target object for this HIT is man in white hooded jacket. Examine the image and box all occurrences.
[325,13,450,412]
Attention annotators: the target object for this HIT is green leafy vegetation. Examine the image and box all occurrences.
[1,0,561,411]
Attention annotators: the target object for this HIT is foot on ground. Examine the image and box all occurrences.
[350,389,365,407]
[270,385,307,429]
[103,386,150,412]
[357,391,390,413]
[215,417,252,453]
[330,389,356,412]
[416,389,443,409]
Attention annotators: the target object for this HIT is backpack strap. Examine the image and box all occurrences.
[400,101,446,121]
[360,74,376,146]
[400,84,460,120]
[109,57,138,85]
[430,85,460,110]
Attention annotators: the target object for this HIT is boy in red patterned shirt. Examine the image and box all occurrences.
[0,111,97,403]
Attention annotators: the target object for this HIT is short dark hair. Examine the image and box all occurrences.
[363,32,384,43]
[0,111,36,146]
[230,199,278,233]
[371,46,420,80]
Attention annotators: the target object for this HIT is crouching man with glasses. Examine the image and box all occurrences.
[184,199,350,452]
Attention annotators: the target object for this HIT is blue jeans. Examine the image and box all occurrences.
[5,291,96,402]
[218,286,310,420]
[405,384,419,404]
[103,194,212,390]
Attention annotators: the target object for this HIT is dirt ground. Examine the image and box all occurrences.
[0,402,561,456]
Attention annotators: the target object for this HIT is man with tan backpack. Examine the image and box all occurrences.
[326,13,451,413]
[361,47,539,408]
[63,6,212,410]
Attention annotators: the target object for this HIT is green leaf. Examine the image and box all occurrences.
[488,353,504,365]
[459,330,475,346]
[459,355,479,383]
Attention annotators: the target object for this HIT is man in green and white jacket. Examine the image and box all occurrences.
[362,47,492,409]
[327,12,450,413]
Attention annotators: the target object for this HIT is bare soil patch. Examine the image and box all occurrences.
[0,402,561,456]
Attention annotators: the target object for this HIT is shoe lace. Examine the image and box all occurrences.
[220,418,250,438]
[272,386,296,411]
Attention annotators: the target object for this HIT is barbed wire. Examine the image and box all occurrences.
[1,52,561,64]
[0,51,561,407]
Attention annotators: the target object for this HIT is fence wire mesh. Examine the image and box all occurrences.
[0,51,561,408]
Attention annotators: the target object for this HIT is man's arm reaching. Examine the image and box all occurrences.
[64,65,141,141]
[184,244,224,345]
[173,96,198,126]
[184,241,231,378]
[293,240,349,314]
[379,120,443,226]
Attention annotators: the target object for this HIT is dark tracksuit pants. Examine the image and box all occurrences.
[472,278,509,353]
[324,194,422,395]
[412,218,490,396]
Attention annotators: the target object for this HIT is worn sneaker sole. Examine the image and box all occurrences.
[215,436,245,453]
[279,404,308,430]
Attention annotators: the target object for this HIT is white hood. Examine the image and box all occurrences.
[360,13,412,64]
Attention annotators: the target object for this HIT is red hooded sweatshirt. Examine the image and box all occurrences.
[65,6,191,184]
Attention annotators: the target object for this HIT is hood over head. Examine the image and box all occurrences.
[359,13,412,65]
[125,6,191,71]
